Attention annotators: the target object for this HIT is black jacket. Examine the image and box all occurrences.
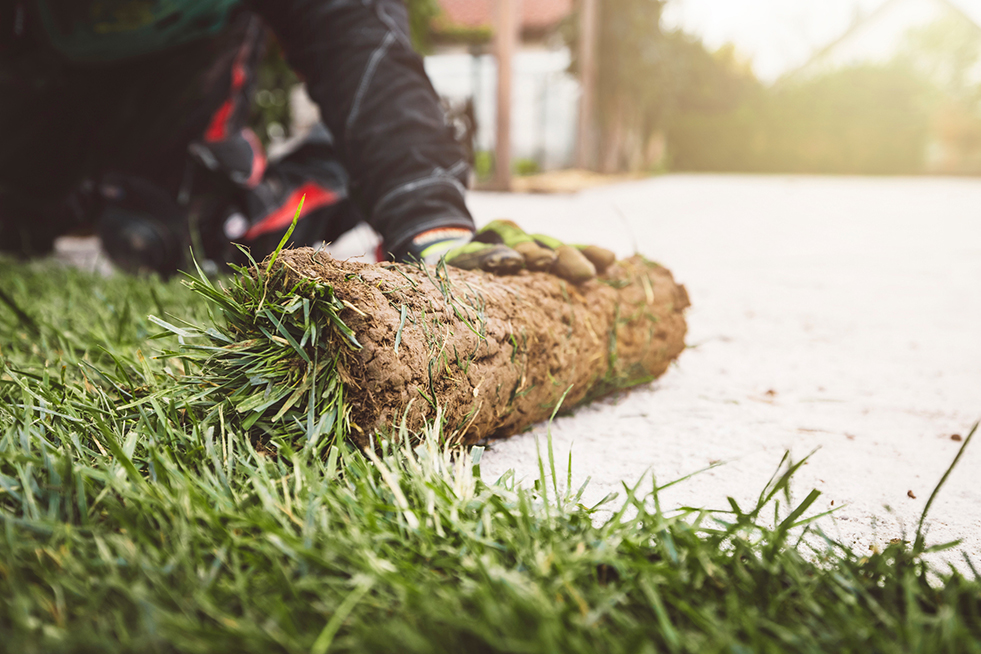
[250,0,473,252]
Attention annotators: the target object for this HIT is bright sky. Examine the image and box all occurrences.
[662,0,890,81]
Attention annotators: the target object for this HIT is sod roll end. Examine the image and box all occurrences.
[267,248,689,447]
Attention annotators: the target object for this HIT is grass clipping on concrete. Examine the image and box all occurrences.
[1,258,980,652]
[176,247,689,449]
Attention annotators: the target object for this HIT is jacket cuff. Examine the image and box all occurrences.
[381,213,475,261]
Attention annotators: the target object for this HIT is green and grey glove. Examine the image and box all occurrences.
[396,220,616,284]
[467,220,616,283]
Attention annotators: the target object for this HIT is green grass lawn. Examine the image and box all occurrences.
[0,255,979,653]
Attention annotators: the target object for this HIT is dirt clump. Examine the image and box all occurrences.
[271,248,689,447]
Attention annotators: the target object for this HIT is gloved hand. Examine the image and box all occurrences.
[399,220,616,283]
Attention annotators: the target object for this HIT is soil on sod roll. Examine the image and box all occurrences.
[271,248,689,446]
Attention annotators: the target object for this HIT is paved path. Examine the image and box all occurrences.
[469,175,981,559]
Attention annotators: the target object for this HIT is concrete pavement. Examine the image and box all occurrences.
[469,174,981,560]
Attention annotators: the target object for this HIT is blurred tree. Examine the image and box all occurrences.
[900,13,981,173]
[902,13,981,105]
[405,0,442,53]
[591,0,670,172]
[570,0,755,172]
[668,63,932,174]
[564,0,966,175]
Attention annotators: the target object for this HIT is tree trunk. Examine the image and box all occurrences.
[493,0,520,191]
[271,249,689,447]
[576,0,600,170]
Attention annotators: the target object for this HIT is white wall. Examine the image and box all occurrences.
[424,47,581,170]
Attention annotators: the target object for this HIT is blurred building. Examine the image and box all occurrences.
[436,0,573,37]
[424,0,580,171]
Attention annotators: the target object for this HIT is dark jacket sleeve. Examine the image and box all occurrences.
[249,0,474,253]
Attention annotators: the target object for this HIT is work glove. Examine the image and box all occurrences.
[399,220,616,283]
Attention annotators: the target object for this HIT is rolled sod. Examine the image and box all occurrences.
[259,248,690,447]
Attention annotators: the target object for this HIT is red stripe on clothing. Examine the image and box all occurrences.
[242,183,340,241]
[242,128,267,188]
[205,101,235,143]
[205,35,253,143]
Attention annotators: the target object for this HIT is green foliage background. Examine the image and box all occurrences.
[571,0,981,175]
[405,0,442,53]
[668,64,933,174]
